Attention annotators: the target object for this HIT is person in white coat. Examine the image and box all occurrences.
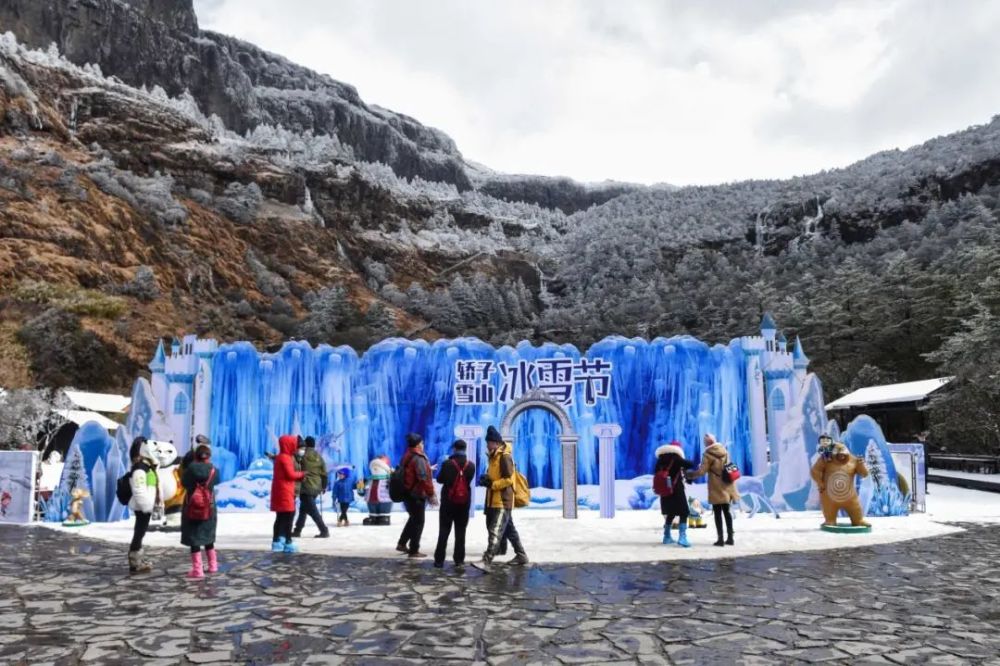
[127,437,160,574]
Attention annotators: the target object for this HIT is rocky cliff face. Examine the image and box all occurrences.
[0,0,471,188]
[0,29,556,390]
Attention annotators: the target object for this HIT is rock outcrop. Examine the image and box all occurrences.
[0,0,471,188]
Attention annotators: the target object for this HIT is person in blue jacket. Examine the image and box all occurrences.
[332,466,355,527]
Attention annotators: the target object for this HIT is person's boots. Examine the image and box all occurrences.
[662,523,673,544]
[138,548,154,568]
[291,527,303,538]
[713,529,725,547]
[271,537,286,552]
[510,553,529,565]
[283,539,300,554]
[187,551,204,579]
[726,532,735,546]
[206,549,218,573]
[128,550,151,574]
[677,523,691,548]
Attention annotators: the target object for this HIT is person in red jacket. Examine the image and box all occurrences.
[271,434,305,553]
[396,433,438,558]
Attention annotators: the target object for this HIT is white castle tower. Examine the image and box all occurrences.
[740,330,769,475]
[148,339,168,418]
[159,334,218,454]
[790,336,810,407]
[760,314,794,465]
[193,337,218,446]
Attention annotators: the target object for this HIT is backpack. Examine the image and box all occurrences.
[512,467,531,508]
[116,470,133,505]
[446,459,471,505]
[721,461,741,484]
[184,468,216,521]
[653,462,676,497]
[388,456,407,503]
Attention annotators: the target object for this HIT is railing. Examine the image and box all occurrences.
[928,454,1000,474]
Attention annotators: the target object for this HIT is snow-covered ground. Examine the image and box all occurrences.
[39,484,1000,564]
[928,468,1000,483]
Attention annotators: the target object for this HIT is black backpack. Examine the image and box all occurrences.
[116,469,133,505]
[388,455,408,503]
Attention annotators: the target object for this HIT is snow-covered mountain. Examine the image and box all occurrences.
[1,0,998,455]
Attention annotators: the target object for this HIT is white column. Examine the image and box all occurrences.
[594,423,622,519]
[561,436,578,519]
[454,425,484,519]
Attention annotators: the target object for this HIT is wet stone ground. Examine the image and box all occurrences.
[1,525,1000,665]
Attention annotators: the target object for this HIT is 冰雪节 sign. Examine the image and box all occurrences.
[453,358,613,406]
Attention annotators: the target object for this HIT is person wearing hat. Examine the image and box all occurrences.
[480,425,528,568]
[686,434,741,546]
[653,441,696,547]
[396,433,438,558]
[271,434,306,553]
[433,439,476,568]
[292,436,330,538]
[332,465,355,527]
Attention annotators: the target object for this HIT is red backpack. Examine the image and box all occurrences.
[184,468,216,521]
[653,462,676,498]
[446,459,470,505]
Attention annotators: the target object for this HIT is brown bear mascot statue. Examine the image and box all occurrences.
[811,440,870,527]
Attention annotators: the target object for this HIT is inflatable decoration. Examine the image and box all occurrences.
[811,441,872,533]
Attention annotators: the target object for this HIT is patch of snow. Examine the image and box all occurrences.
[38,483,1000,563]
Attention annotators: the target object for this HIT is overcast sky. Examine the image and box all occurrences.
[194,0,1000,186]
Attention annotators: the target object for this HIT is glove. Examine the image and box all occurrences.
[478,475,493,488]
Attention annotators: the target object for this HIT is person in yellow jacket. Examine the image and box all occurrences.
[479,426,528,568]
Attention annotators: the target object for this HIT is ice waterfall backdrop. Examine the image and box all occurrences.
[208,336,753,488]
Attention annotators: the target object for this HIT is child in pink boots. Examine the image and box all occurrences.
[180,439,220,578]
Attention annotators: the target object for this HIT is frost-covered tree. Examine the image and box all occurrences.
[0,389,72,451]
[297,286,360,344]
[364,302,398,340]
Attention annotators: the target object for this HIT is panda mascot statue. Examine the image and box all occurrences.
[151,441,185,531]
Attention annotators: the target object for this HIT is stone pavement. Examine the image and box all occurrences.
[1,524,999,665]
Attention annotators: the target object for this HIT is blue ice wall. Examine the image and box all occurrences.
[208,336,753,487]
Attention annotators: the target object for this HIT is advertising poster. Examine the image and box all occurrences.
[0,451,39,524]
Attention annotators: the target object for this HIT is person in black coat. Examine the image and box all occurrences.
[655,441,695,547]
[180,443,220,578]
[433,439,476,568]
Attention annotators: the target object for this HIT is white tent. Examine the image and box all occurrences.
[55,409,121,431]
[62,390,130,414]
[825,377,953,410]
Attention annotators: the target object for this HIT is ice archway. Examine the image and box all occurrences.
[500,389,580,519]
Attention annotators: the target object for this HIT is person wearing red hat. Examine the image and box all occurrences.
[271,435,306,553]
[654,441,695,547]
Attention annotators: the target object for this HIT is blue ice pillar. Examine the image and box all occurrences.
[192,338,218,445]
[455,425,484,518]
[594,423,621,519]
[742,336,769,475]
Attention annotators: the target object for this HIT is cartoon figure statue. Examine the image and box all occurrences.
[151,441,184,531]
[359,456,393,525]
[687,497,708,528]
[811,441,871,528]
[63,488,91,526]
